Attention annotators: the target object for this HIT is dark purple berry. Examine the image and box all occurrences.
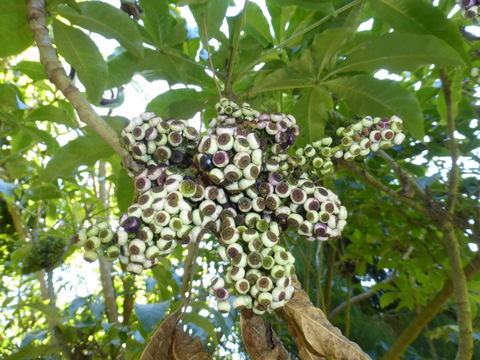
[123,216,141,233]
[200,155,213,171]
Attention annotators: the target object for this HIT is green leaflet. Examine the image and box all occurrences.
[324,75,424,138]
[190,0,229,40]
[333,32,465,74]
[245,2,272,47]
[369,0,468,64]
[42,134,114,181]
[58,2,144,58]
[147,89,210,119]
[293,86,333,146]
[0,0,34,57]
[53,20,108,104]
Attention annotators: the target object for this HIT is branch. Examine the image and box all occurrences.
[383,251,480,360]
[328,275,396,320]
[225,0,248,98]
[339,160,429,216]
[200,14,222,98]
[440,225,473,360]
[26,0,140,173]
[439,69,460,214]
[277,277,371,360]
[97,161,119,325]
[438,69,473,360]
[240,309,291,360]
[236,0,363,78]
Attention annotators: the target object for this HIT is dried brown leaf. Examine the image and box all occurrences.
[240,309,291,360]
[140,312,212,360]
[140,313,178,360]
[278,279,371,360]
[172,328,212,360]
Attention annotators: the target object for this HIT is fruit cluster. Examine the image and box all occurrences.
[461,0,480,18]
[73,98,405,314]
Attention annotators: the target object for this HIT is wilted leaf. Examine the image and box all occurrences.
[140,312,178,360]
[171,328,212,360]
[277,278,371,360]
[240,309,290,360]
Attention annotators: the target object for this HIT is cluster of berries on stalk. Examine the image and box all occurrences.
[72,98,405,314]
[461,0,480,18]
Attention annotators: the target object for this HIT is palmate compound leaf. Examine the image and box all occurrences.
[58,2,144,58]
[278,278,371,360]
[324,75,424,138]
[53,20,108,104]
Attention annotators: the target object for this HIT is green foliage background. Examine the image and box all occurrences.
[0,0,479,359]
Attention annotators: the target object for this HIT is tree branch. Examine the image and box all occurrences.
[339,160,429,216]
[383,251,480,360]
[328,274,396,320]
[97,161,119,325]
[225,0,248,98]
[440,224,473,360]
[438,69,473,360]
[26,0,140,173]
[439,69,461,214]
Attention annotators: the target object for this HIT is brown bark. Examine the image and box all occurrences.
[240,309,291,360]
[26,0,141,174]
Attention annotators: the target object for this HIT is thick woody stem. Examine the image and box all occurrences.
[26,0,140,173]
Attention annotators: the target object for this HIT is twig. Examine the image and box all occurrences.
[328,275,396,320]
[236,0,363,78]
[200,14,223,98]
[439,70,461,214]
[97,161,119,325]
[177,240,201,320]
[438,69,473,360]
[225,0,248,98]
[339,160,429,216]
[26,0,140,174]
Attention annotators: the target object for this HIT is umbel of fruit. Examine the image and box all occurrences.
[72,98,405,314]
